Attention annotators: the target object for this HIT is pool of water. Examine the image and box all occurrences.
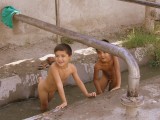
[0,65,160,120]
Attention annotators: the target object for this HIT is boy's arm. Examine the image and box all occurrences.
[93,65,103,94]
[72,65,96,97]
[51,67,67,109]
[113,56,121,88]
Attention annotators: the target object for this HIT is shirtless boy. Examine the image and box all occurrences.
[93,39,121,95]
[38,43,96,111]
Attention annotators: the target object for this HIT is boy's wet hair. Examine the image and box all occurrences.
[96,39,109,51]
[54,43,72,56]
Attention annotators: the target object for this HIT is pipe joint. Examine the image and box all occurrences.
[121,94,144,107]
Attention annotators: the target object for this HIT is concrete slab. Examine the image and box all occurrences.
[25,75,160,120]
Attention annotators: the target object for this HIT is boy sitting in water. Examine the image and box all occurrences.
[93,39,121,95]
[38,43,96,111]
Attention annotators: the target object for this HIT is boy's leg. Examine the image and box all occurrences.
[99,74,110,92]
[38,78,49,111]
[108,75,120,91]
[48,91,55,102]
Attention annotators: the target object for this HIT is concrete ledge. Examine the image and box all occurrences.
[25,75,160,120]
[0,47,151,107]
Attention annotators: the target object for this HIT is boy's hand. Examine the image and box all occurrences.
[56,102,67,109]
[87,92,96,98]
[110,86,120,92]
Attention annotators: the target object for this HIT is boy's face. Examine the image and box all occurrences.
[55,50,71,67]
[96,50,109,63]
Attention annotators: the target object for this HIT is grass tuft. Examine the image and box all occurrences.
[122,24,160,67]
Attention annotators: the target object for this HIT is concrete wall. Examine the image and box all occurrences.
[0,0,146,66]
[60,0,145,33]
[0,0,55,47]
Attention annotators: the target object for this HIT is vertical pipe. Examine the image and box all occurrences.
[144,0,156,33]
[55,0,61,44]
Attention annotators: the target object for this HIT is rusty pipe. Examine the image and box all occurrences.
[13,14,140,97]
[119,0,160,8]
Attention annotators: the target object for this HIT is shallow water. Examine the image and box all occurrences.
[0,65,160,120]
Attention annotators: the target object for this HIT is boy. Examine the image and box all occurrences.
[93,39,121,95]
[38,43,96,111]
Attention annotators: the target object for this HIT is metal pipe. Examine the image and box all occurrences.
[119,0,160,8]
[55,0,61,44]
[13,14,140,97]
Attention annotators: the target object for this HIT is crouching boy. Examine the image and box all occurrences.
[93,39,121,95]
[38,43,96,111]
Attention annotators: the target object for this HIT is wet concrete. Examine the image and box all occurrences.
[0,65,160,120]
[26,75,160,120]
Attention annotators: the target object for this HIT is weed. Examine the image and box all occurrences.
[122,25,160,67]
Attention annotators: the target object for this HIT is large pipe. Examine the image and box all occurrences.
[119,0,160,8]
[13,14,140,97]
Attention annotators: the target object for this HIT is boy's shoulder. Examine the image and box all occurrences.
[50,63,64,71]
[94,61,102,69]
[68,63,77,72]
[68,63,76,69]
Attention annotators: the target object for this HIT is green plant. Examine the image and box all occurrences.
[122,27,160,67]
[149,58,160,67]
[122,28,157,48]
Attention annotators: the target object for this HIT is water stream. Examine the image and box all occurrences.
[0,65,159,120]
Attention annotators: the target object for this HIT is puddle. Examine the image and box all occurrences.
[0,65,160,120]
